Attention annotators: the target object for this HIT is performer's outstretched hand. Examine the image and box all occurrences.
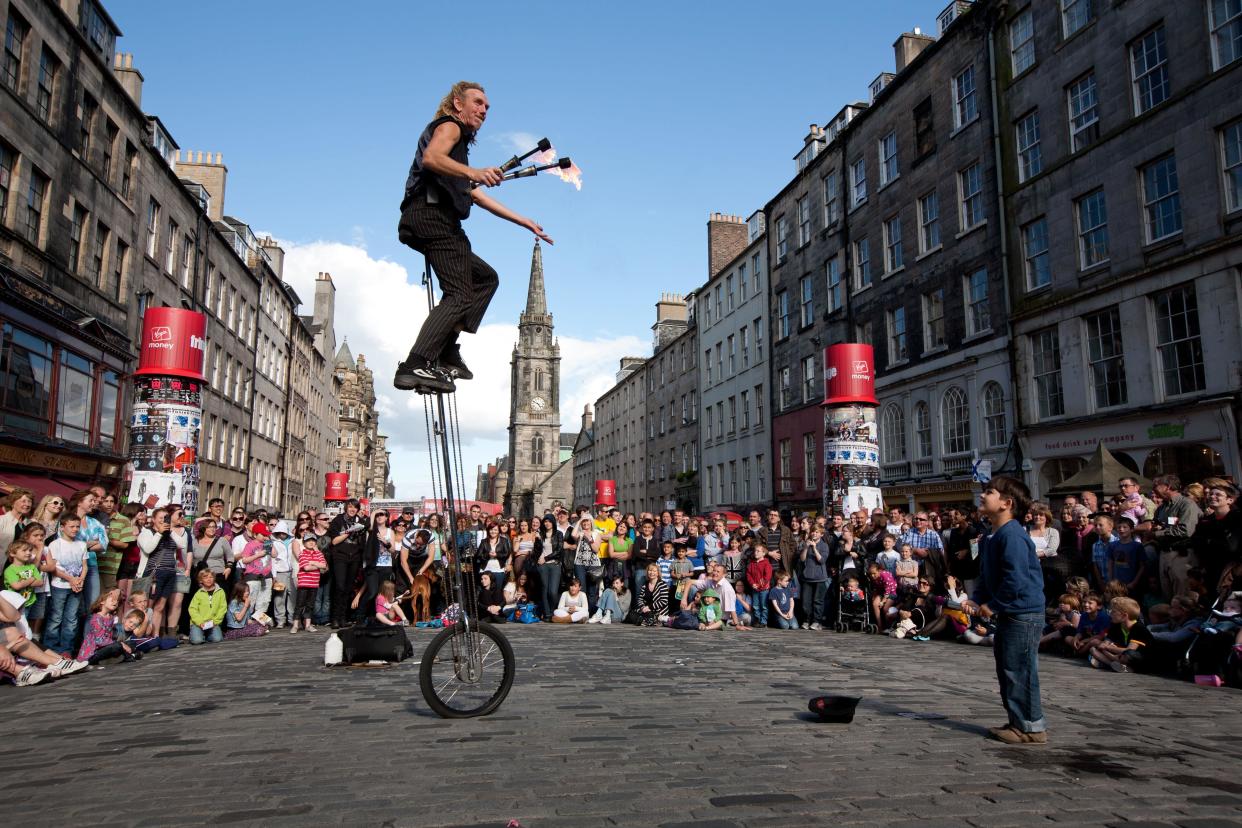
[470,166,504,187]
[524,218,554,245]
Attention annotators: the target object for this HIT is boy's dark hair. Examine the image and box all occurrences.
[989,475,1031,518]
[60,513,82,525]
[642,518,655,527]
[1114,515,1134,529]
[661,539,674,547]
[124,609,144,623]
[120,502,144,519]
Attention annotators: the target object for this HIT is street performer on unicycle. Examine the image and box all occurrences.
[395,80,553,395]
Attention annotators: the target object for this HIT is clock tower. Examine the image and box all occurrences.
[504,241,562,515]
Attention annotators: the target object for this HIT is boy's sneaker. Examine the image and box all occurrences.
[307,625,318,632]
[600,614,612,624]
[800,623,811,630]
[394,358,455,393]
[587,613,600,624]
[15,666,50,686]
[290,625,298,634]
[438,344,473,381]
[53,658,89,676]
[1110,660,1131,673]
[809,622,823,631]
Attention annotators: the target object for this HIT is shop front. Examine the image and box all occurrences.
[881,478,979,514]
[0,266,131,500]
[1021,399,1238,500]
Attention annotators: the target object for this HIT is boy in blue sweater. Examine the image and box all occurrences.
[962,476,1047,745]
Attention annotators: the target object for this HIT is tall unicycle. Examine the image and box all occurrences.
[415,261,515,718]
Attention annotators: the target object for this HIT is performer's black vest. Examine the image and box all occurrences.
[401,115,474,219]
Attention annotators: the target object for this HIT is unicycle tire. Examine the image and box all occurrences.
[418,620,515,718]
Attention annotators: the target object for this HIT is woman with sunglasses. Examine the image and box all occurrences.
[363,510,397,617]
[32,495,65,537]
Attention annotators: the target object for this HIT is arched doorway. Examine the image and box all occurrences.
[1142,444,1225,483]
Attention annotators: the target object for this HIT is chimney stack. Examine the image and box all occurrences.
[894,29,936,72]
[113,53,143,107]
[707,212,747,279]
[174,150,228,221]
[259,235,285,279]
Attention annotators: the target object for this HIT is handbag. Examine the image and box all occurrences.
[131,575,153,597]
[174,574,192,594]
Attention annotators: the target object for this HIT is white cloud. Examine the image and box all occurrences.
[279,239,642,500]
[489,130,541,155]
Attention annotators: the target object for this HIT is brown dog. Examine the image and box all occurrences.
[409,574,433,623]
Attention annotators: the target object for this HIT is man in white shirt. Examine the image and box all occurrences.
[683,561,747,629]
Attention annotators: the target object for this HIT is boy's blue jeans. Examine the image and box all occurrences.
[45,587,82,653]
[993,611,1047,733]
[776,614,797,630]
[753,589,769,626]
[313,582,331,625]
[189,624,224,644]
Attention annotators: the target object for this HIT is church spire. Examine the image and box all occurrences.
[524,240,547,317]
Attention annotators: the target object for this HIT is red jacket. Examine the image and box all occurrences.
[746,558,773,591]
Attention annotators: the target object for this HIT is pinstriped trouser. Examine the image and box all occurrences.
[399,200,499,363]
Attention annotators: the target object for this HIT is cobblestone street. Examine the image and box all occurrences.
[6,625,1242,827]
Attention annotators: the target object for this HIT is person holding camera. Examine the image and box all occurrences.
[136,505,189,639]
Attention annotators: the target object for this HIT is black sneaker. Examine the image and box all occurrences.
[394,358,455,393]
[438,345,473,380]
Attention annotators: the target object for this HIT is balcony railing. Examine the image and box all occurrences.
[943,454,972,475]
[882,460,911,480]
[914,459,934,477]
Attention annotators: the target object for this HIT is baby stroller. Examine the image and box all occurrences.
[833,565,876,633]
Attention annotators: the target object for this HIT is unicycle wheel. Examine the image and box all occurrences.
[418,620,515,718]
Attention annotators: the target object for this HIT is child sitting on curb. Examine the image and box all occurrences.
[189,569,227,644]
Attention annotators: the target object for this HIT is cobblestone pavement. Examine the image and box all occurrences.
[6,624,1242,827]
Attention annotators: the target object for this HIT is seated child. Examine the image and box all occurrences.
[961,610,996,645]
[732,579,753,627]
[122,591,178,653]
[1040,593,1082,651]
[867,561,898,631]
[769,571,797,630]
[697,588,723,631]
[1066,593,1111,657]
[1089,596,1151,672]
[224,582,267,639]
[1201,593,1242,639]
[376,580,410,626]
[188,569,227,644]
[843,575,865,603]
[894,544,919,593]
[552,579,589,623]
[1,589,88,683]
[77,588,134,664]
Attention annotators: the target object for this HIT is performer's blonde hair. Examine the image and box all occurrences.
[434,81,485,121]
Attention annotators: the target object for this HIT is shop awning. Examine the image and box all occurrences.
[0,472,82,501]
[1046,442,1151,498]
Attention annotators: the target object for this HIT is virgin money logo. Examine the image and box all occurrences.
[852,360,870,374]
[152,327,172,341]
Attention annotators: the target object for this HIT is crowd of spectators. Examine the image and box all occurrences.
[2,472,1239,687]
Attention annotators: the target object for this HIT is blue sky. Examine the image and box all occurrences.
[112,0,941,499]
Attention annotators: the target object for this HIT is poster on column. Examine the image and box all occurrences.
[128,376,203,514]
[823,404,880,515]
[127,471,184,511]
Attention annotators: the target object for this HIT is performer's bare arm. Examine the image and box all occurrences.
[423,121,502,186]
[472,188,554,244]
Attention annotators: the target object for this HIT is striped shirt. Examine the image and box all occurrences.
[296,548,326,588]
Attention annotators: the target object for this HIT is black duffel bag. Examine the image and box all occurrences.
[339,624,414,663]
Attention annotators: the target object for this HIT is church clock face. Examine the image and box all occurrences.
[531,396,546,412]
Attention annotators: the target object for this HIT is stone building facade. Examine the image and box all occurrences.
[504,241,573,517]
[643,294,698,515]
[0,0,134,495]
[587,357,646,513]
[302,272,340,508]
[700,212,768,514]
[570,405,594,507]
[333,341,380,501]
[997,0,1242,498]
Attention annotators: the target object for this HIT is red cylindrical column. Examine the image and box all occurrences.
[594,480,617,507]
[821,344,882,517]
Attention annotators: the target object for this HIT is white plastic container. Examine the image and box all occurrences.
[324,632,343,666]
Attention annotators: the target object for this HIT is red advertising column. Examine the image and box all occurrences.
[126,308,208,514]
[821,343,881,517]
[325,473,350,502]
[594,480,617,507]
